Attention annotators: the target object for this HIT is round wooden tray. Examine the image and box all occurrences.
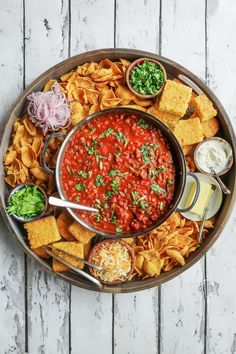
[0,49,235,293]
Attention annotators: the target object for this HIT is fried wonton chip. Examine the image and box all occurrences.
[30,166,49,182]
[91,68,114,82]
[166,249,185,266]
[115,85,135,105]
[23,115,36,136]
[70,102,87,126]
[100,90,121,110]
[130,212,201,279]
[4,174,17,187]
[4,147,17,165]
[13,125,27,146]
[133,97,153,107]
[56,211,75,241]
[120,58,131,68]
[44,79,57,92]
[31,136,43,156]
[21,146,36,168]
[121,104,147,112]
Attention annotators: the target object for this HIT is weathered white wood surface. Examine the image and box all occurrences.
[206,1,236,353]
[24,1,70,353]
[160,2,206,354]
[70,2,114,353]
[0,1,25,353]
[114,2,161,354]
[0,0,235,353]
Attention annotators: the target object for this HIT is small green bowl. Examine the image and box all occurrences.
[7,182,48,223]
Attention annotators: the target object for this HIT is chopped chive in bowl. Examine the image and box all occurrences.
[130,60,165,96]
[7,185,46,220]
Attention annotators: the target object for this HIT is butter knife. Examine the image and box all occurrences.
[198,184,216,242]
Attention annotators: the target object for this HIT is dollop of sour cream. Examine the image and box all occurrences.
[196,139,232,174]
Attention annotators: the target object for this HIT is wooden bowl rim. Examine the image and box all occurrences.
[88,239,135,285]
[126,57,167,98]
[0,48,235,293]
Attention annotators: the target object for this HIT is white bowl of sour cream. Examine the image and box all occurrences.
[194,137,233,176]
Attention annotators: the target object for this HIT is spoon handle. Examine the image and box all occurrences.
[48,196,99,212]
[214,174,231,195]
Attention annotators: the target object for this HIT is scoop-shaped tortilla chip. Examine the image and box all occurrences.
[30,166,49,182]
[21,146,36,168]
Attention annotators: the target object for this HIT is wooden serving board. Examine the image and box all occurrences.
[0,48,235,293]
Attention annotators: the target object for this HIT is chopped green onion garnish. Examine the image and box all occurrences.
[6,185,45,219]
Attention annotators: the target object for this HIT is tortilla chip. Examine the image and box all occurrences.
[44,79,57,92]
[121,104,146,112]
[30,166,49,182]
[23,116,36,136]
[115,85,135,105]
[21,146,36,168]
[4,147,17,165]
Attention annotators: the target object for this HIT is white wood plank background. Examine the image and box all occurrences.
[0,1,236,353]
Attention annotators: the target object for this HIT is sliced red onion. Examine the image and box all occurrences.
[27,82,71,135]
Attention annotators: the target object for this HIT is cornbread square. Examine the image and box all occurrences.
[147,104,180,131]
[24,216,61,249]
[201,117,220,138]
[173,117,203,146]
[83,240,92,260]
[173,78,197,108]
[56,211,75,241]
[192,94,217,122]
[68,221,95,244]
[52,259,69,272]
[51,241,84,271]
[159,80,192,117]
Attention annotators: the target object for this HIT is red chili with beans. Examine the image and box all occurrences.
[61,112,176,233]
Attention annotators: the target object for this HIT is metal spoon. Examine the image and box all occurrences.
[209,167,230,195]
[48,196,99,212]
[45,247,103,289]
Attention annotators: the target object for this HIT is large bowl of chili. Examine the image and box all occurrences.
[42,107,194,238]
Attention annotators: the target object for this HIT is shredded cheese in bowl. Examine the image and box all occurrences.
[89,240,133,283]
